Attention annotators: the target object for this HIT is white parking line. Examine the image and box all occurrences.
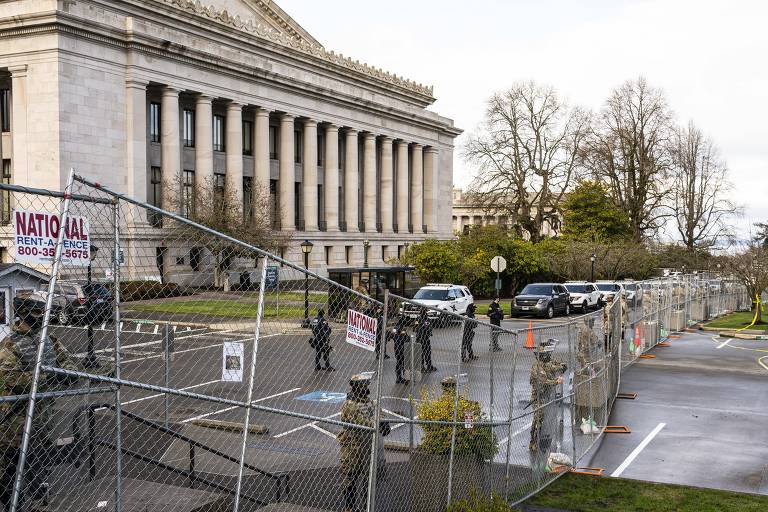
[274,412,342,438]
[122,332,275,364]
[716,339,731,349]
[309,423,338,439]
[496,421,532,447]
[610,422,666,477]
[180,387,301,424]
[107,380,221,409]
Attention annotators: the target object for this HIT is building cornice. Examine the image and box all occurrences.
[160,0,434,100]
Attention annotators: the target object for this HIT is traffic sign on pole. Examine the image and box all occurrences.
[491,255,507,273]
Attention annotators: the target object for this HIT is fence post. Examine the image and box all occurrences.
[503,332,518,500]
[163,322,173,429]
[233,256,269,512]
[10,169,76,512]
[446,318,464,507]
[112,198,124,512]
[408,310,415,452]
[366,289,389,512]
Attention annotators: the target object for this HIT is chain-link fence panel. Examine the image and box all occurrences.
[0,174,752,512]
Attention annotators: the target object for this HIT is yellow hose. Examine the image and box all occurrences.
[736,293,762,332]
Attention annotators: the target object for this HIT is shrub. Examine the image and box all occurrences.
[117,281,189,302]
[416,387,498,460]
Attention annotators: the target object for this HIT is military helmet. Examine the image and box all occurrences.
[349,373,372,388]
[441,376,457,392]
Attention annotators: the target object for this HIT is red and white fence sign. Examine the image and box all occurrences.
[346,309,377,352]
[13,209,91,266]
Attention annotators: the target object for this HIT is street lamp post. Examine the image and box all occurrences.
[85,244,100,368]
[590,253,596,282]
[363,239,370,269]
[301,240,313,328]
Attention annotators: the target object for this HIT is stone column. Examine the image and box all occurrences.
[253,107,271,216]
[362,132,377,233]
[303,119,318,231]
[194,95,213,197]
[410,144,423,233]
[380,136,394,233]
[161,87,181,213]
[225,102,243,213]
[395,140,409,232]
[424,147,438,233]
[8,65,27,185]
[279,114,295,230]
[344,128,359,232]
[324,124,339,231]
[126,78,148,203]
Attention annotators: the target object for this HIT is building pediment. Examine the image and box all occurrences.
[160,0,435,100]
[162,0,322,48]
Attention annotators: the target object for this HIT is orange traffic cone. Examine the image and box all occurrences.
[525,320,535,350]
[634,325,642,349]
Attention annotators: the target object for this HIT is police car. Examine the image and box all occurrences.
[401,284,474,320]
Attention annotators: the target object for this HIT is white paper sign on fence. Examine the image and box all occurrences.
[346,309,377,352]
[222,341,244,382]
[13,209,91,266]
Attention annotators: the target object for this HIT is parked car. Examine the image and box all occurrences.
[511,283,570,319]
[13,290,71,325]
[402,284,474,320]
[595,281,625,303]
[621,281,643,306]
[564,282,602,311]
[53,281,114,325]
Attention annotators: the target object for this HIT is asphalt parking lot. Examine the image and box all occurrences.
[47,310,588,477]
[590,330,768,495]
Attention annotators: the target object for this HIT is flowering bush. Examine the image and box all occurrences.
[416,387,498,460]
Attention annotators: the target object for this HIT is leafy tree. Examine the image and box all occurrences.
[401,239,460,285]
[541,239,657,281]
[561,180,632,241]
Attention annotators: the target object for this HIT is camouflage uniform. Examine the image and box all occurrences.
[528,353,566,454]
[337,375,375,512]
[0,322,81,509]
[573,323,606,426]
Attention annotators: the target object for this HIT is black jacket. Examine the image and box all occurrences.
[311,316,332,347]
[488,302,504,325]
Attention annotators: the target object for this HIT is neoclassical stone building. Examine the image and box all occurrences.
[0,0,460,276]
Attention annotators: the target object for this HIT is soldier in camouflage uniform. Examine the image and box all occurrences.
[337,374,389,512]
[0,299,94,509]
[528,339,566,457]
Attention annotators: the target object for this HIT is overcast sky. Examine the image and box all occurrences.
[280,0,767,239]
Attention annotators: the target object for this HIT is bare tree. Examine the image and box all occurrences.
[670,121,738,250]
[167,175,290,287]
[754,221,768,248]
[463,81,590,242]
[723,241,768,324]
[585,77,673,242]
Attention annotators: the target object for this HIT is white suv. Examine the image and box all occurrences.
[403,284,474,319]
[595,281,625,303]
[564,282,602,311]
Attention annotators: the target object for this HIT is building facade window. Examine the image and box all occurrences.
[183,109,195,147]
[182,170,194,218]
[242,120,253,156]
[213,115,225,151]
[243,176,253,219]
[269,126,277,159]
[0,89,9,132]
[325,246,331,265]
[149,166,162,227]
[1,160,11,224]
[214,173,225,201]
[190,247,202,272]
[345,246,352,264]
[269,179,279,229]
[294,130,302,163]
[149,102,161,143]
[294,181,301,228]
[317,133,325,166]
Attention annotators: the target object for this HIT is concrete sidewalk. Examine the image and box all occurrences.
[590,331,768,495]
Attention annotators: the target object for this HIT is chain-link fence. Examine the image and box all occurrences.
[0,173,749,512]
